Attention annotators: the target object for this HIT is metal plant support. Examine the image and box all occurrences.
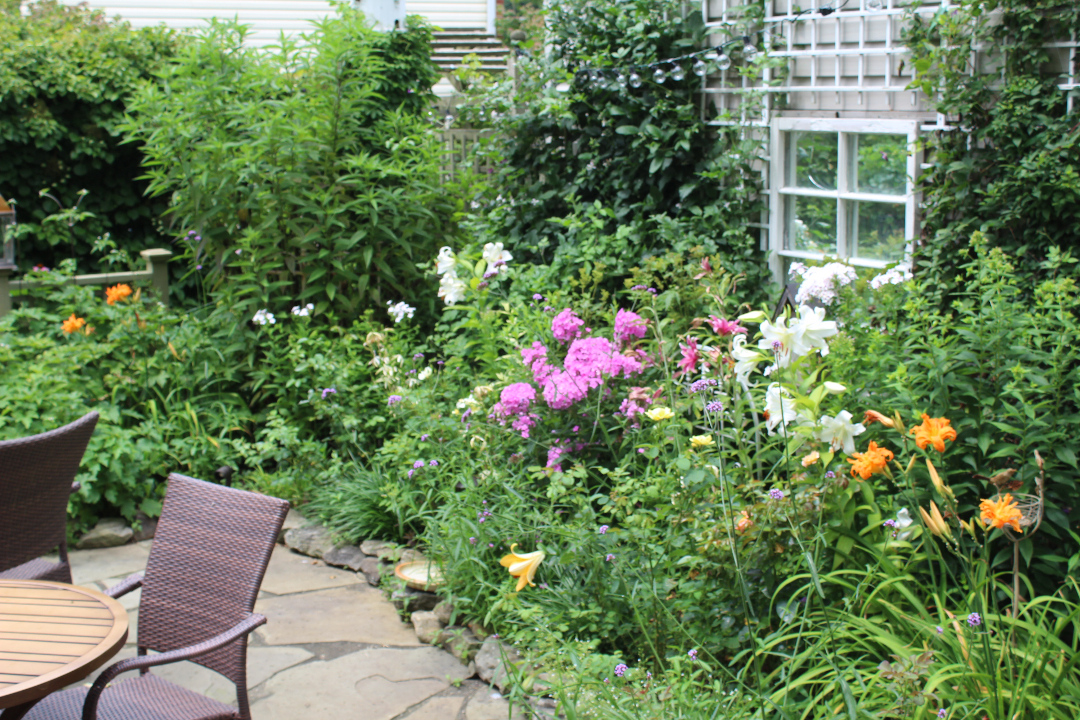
[1000,451,1046,620]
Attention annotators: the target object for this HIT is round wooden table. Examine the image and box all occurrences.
[0,580,128,719]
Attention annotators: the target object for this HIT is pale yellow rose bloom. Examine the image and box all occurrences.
[645,407,675,421]
[690,435,714,449]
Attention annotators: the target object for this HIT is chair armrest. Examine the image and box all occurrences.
[104,572,143,599]
[82,613,267,720]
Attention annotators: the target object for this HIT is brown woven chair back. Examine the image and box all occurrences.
[0,412,98,581]
[136,473,288,694]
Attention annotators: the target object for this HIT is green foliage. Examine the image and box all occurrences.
[454,0,775,301]
[0,0,178,271]
[121,11,454,323]
[905,0,1080,298]
[828,232,1080,591]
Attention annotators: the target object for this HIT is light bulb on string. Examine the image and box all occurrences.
[616,72,627,89]
[628,72,643,88]
[866,0,885,9]
[742,36,758,61]
[653,66,667,84]
[692,58,708,77]
[716,53,732,71]
[670,64,685,82]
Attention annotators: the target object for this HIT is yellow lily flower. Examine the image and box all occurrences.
[919,501,951,538]
[690,435,714,449]
[499,544,545,591]
[645,407,674,421]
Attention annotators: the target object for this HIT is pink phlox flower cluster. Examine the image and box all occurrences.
[551,308,585,344]
[613,309,648,347]
[789,262,857,305]
[541,337,643,410]
[676,336,701,377]
[490,383,540,438]
[707,316,747,336]
[521,342,557,385]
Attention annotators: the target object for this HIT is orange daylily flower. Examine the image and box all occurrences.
[979,493,1023,533]
[846,441,895,480]
[499,544,545,591]
[863,410,895,428]
[735,510,753,534]
[105,283,133,305]
[911,414,957,452]
[61,313,86,334]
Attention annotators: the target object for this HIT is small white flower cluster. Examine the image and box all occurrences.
[387,301,415,323]
[870,266,913,289]
[789,262,858,305]
[252,309,276,326]
[291,303,314,317]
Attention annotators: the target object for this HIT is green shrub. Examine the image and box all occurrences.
[121,11,454,324]
[0,0,177,271]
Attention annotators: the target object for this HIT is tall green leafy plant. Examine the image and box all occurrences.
[0,0,178,271]
[122,11,454,322]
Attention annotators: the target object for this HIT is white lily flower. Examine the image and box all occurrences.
[731,335,762,384]
[815,410,866,455]
[791,305,838,357]
[435,246,457,276]
[824,381,846,394]
[438,273,467,305]
[764,383,796,434]
[482,242,513,272]
[758,316,797,367]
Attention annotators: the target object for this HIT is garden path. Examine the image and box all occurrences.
[61,514,515,720]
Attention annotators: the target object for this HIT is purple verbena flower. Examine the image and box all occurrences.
[469,537,477,544]
[614,663,628,677]
[413,460,424,469]
[388,395,403,406]
[768,488,784,500]
[687,649,697,660]
[605,553,615,562]
[967,612,982,627]
[533,293,544,300]
[420,434,429,441]
[689,378,718,394]
[705,401,724,413]
[429,460,439,467]
[599,525,609,535]
[321,387,337,400]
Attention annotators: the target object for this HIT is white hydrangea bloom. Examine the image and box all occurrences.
[870,266,913,289]
[791,262,858,305]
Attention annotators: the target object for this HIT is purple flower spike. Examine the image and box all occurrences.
[388,395,403,406]
[768,488,784,500]
[967,612,982,627]
[687,649,697,660]
[429,460,439,467]
[605,553,615,562]
[614,663,628,677]
[598,525,609,535]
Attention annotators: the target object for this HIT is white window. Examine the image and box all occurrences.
[768,118,920,284]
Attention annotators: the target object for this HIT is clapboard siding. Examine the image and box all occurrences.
[59,0,492,46]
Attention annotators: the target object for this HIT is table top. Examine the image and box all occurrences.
[0,580,128,709]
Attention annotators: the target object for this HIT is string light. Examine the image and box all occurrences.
[558,2,870,93]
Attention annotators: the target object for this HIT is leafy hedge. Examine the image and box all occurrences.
[0,0,178,271]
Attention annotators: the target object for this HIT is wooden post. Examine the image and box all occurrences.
[0,266,11,319]
[140,248,172,306]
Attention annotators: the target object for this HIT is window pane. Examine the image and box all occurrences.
[790,131,838,190]
[850,201,906,262]
[786,196,837,255]
[852,134,907,196]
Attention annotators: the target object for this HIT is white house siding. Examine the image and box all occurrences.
[408,0,491,31]
[58,0,492,46]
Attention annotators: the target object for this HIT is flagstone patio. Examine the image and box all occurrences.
[65,520,521,720]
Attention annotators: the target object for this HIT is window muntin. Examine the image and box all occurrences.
[770,118,918,277]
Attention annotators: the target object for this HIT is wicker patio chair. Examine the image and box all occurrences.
[24,473,289,720]
[0,411,98,583]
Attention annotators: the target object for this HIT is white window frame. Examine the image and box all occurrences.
[768,117,920,284]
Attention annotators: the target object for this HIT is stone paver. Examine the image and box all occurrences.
[54,517,497,720]
[255,586,420,646]
[260,544,362,595]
